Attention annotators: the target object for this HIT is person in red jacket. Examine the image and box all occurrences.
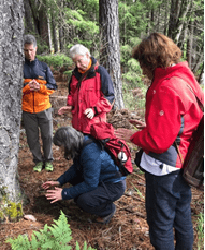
[58,44,115,134]
[115,33,204,250]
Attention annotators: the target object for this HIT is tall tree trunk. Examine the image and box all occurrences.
[187,18,194,68]
[58,1,64,51]
[52,12,58,53]
[38,8,50,48]
[24,0,34,34]
[99,0,123,109]
[168,0,192,43]
[0,0,24,202]
[163,0,170,35]
[168,0,180,39]
[28,0,50,50]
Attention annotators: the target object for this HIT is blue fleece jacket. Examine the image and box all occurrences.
[57,135,126,200]
[24,58,57,90]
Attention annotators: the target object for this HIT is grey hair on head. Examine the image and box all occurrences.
[24,34,37,47]
[70,44,91,59]
[53,127,84,159]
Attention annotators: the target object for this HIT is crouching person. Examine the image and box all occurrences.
[42,127,126,224]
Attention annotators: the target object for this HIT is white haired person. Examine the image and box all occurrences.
[58,44,115,134]
[42,127,126,224]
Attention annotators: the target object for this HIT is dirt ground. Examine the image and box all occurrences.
[0,78,204,250]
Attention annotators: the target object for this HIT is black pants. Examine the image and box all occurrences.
[23,108,53,164]
[72,179,126,217]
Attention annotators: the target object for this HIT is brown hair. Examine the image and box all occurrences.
[132,33,181,80]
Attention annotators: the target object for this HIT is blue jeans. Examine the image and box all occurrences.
[145,171,193,250]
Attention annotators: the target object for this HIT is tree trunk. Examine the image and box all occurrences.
[163,0,170,35]
[168,0,192,43]
[24,0,34,34]
[52,13,58,53]
[99,0,123,109]
[187,18,194,68]
[58,1,64,51]
[0,0,24,202]
[38,8,50,48]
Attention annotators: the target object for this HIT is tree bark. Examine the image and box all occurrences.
[0,0,24,202]
[99,0,123,108]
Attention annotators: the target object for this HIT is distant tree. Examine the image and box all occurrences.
[24,0,34,34]
[99,0,123,108]
[0,0,24,201]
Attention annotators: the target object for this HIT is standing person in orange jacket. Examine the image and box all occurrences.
[23,34,57,172]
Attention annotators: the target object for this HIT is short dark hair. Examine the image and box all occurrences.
[132,33,181,80]
[24,34,37,47]
[53,127,84,159]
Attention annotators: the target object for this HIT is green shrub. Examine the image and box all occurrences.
[6,211,96,250]
[121,58,147,110]
[196,212,204,250]
[37,55,73,69]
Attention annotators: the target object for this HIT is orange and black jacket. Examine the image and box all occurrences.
[23,58,57,113]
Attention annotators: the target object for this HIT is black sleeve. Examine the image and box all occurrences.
[41,61,57,90]
[98,66,115,104]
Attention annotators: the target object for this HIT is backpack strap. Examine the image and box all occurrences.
[83,137,122,178]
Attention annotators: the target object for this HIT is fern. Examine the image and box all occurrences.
[6,211,96,250]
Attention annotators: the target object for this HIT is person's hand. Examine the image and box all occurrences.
[129,119,146,129]
[33,80,40,92]
[42,181,60,190]
[29,80,34,91]
[45,187,62,203]
[58,106,72,115]
[114,128,135,142]
[84,108,94,119]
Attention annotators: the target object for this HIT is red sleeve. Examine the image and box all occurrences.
[92,93,112,114]
[130,86,184,153]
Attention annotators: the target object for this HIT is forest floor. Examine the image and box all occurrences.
[0,77,204,250]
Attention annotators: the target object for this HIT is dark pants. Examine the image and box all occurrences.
[71,178,126,217]
[145,171,193,250]
[23,108,53,164]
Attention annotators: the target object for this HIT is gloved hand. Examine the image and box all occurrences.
[84,108,94,119]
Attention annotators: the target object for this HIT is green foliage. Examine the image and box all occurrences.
[37,54,73,69]
[122,59,143,88]
[118,1,147,45]
[120,45,132,68]
[6,211,96,250]
[121,58,147,110]
[63,7,99,50]
[0,187,23,223]
[196,213,204,249]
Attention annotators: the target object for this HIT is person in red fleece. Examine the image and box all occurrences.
[115,33,204,250]
[58,44,115,134]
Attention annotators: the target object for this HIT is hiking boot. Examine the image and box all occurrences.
[45,162,54,171]
[95,205,116,225]
[33,162,43,172]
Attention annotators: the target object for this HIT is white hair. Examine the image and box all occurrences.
[69,44,91,59]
